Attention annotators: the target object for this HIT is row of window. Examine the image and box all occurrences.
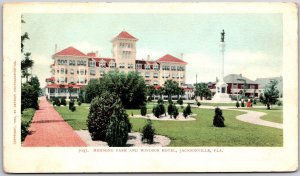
[119,42,134,48]
[57,68,86,75]
[162,65,185,71]
[57,59,87,66]
[57,77,87,84]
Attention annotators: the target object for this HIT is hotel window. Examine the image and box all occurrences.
[136,64,142,70]
[172,74,176,78]
[250,85,256,89]
[145,80,151,85]
[145,65,151,70]
[153,80,159,85]
[232,84,238,89]
[100,62,106,68]
[90,69,96,76]
[70,69,74,75]
[69,60,76,66]
[109,62,115,68]
[100,71,105,76]
[65,69,68,74]
[153,64,159,70]
[60,77,65,83]
[60,68,64,74]
[171,66,176,71]
[79,78,85,84]
[70,77,74,83]
[89,61,95,67]
[119,63,125,69]
[77,60,86,66]
[153,73,158,78]
[145,72,150,78]
[180,74,184,79]
[65,78,68,83]
[128,64,134,69]
[162,65,170,71]
[57,69,59,73]
[177,74,179,79]
[80,69,84,75]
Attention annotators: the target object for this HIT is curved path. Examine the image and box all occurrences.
[191,104,283,129]
[234,109,283,129]
[23,97,86,147]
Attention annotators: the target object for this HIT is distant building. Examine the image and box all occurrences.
[255,76,283,96]
[209,74,259,98]
[45,31,187,99]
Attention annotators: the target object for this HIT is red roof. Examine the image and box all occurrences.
[87,52,96,57]
[93,57,115,63]
[46,84,84,89]
[114,31,138,40]
[54,46,86,57]
[156,54,187,64]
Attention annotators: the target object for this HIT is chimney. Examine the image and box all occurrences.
[180,53,184,60]
[96,51,99,57]
[147,55,150,61]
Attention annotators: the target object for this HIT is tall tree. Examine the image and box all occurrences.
[163,80,180,101]
[195,83,212,100]
[146,85,155,99]
[259,80,280,109]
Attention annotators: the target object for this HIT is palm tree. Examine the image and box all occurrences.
[21,52,34,82]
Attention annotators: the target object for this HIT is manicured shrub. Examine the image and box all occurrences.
[277,101,282,106]
[140,105,147,116]
[167,103,174,118]
[141,119,155,144]
[213,107,225,127]
[54,98,61,106]
[183,108,188,119]
[21,83,39,112]
[157,98,164,104]
[105,104,132,147]
[78,100,82,106]
[69,99,74,110]
[253,99,257,105]
[172,105,179,119]
[87,91,119,141]
[21,121,30,141]
[61,98,67,106]
[152,106,160,118]
[168,99,173,105]
[241,100,245,107]
[197,102,201,107]
[70,106,76,112]
[186,103,192,115]
[147,96,153,102]
[177,98,183,105]
[158,103,166,116]
[236,101,240,108]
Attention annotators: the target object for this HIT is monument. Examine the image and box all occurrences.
[212,30,232,102]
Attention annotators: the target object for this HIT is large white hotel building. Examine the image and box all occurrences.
[45,31,188,99]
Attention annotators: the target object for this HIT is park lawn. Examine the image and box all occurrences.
[55,105,282,147]
[248,108,283,124]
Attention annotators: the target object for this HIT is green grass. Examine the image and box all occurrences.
[21,108,36,124]
[129,108,282,146]
[54,105,90,130]
[55,105,283,147]
[248,108,283,124]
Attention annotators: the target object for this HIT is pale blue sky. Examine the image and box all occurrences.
[22,13,283,87]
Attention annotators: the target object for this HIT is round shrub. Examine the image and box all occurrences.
[158,103,165,116]
[87,91,119,141]
[197,102,201,107]
[21,83,39,112]
[172,105,179,119]
[61,98,67,106]
[236,101,240,108]
[152,106,160,118]
[69,99,74,110]
[54,98,61,106]
[140,105,147,116]
[167,103,174,118]
[183,108,188,119]
[78,100,82,106]
[105,104,132,147]
[141,119,155,144]
[241,100,245,107]
[213,107,225,127]
[186,103,192,115]
[177,98,183,105]
[147,96,153,102]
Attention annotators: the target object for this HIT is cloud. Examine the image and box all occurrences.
[31,54,53,88]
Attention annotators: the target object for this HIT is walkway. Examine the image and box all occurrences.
[235,109,283,129]
[23,97,86,147]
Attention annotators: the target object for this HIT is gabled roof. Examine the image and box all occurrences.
[156,54,187,64]
[113,31,138,41]
[255,76,283,90]
[224,74,257,84]
[54,46,86,57]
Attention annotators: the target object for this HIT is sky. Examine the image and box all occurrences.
[22,13,283,87]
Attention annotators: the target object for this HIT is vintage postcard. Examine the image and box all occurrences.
[3,2,298,173]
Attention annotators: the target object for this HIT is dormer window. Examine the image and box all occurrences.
[145,64,151,70]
